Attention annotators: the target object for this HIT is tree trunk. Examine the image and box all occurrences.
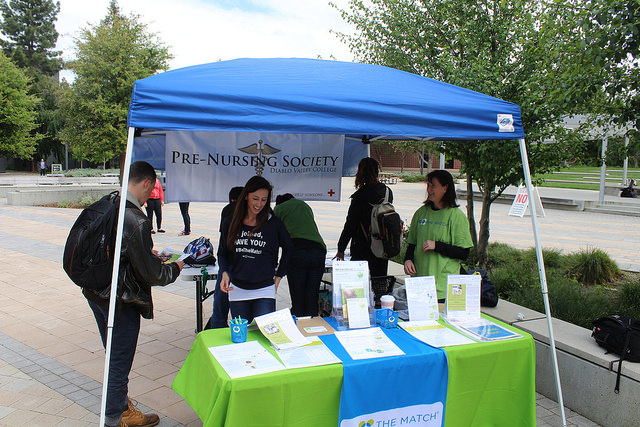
[476,189,492,269]
[466,176,478,248]
[119,153,126,185]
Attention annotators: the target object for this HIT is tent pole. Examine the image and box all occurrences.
[99,127,136,427]
[599,136,608,202]
[623,135,629,185]
[518,138,567,427]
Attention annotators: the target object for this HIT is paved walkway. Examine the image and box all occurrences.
[2,176,635,426]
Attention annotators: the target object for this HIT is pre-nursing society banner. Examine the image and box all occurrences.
[165,131,345,202]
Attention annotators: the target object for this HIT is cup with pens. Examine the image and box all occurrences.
[230,317,248,343]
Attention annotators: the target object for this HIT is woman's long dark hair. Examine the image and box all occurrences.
[354,157,380,189]
[226,176,273,249]
[425,169,459,208]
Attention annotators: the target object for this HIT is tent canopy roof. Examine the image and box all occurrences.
[127,58,524,141]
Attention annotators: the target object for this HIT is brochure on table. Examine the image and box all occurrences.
[446,317,522,342]
[275,337,342,369]
[208,341,285,379]
[331,260,372,328]
[445,274,481,320]
[334,327,405,360]
[399,320,474,347]
[254,308,310,350]
[405,276,439,322]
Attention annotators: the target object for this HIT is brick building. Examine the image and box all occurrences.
[369,141,461,172]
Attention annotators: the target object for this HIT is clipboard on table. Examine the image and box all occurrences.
[296,317,335,337]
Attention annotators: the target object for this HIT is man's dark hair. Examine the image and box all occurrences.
[129,161,156,184]
[229,186,243,203]
[275,193,294,205]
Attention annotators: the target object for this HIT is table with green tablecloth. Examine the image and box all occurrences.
[172,315,535,427]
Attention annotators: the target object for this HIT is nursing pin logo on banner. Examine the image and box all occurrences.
[238,140,281,175]
[497,114,514,132]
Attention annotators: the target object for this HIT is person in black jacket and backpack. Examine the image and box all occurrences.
[335,157,392,278]
[83,161,183,427]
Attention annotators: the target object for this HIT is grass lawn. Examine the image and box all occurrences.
[535,166,640,190]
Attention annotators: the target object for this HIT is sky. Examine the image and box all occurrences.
[55,0,356,74]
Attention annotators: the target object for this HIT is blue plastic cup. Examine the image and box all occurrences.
[230,318,248,343]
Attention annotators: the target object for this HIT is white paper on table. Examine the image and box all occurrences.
[275,337,342,369]
[399,320,474,347]
[445,274,481,320]
[345,297,371,329]
[208,340,285,379]
[405,276,439,322]
[334,327,404,360]
[254,308,310,350]
[444,317,522,342]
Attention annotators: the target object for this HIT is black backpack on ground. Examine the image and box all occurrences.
[183,236,216,266]
[367,187,402,259]
[63,191,120,292]
[592,315,640,393]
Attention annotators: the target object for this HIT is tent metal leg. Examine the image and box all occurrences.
[518,138,567,427]
[99,127,136,427]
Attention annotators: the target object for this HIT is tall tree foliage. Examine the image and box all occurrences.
[334,0,588,266]
[0,50,39,159]
[0,0,63,163]
[60,0,172,164]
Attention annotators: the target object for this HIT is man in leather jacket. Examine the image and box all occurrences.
[83,161,183,427]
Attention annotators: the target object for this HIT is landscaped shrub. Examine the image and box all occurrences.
[565,247,620,286]
[612,275,640,320]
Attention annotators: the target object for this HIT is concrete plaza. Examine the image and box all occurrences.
[2,176,638,426]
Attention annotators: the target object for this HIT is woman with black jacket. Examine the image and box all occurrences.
[335,157,392,278]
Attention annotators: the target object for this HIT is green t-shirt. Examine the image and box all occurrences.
[273,198,326,250]
[406,205,473,299]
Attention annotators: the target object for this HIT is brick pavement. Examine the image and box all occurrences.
[1,177,629,426]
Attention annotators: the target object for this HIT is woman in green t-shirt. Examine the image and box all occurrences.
[403,170,473,300]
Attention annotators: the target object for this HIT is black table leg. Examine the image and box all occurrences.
[195,277,203,333]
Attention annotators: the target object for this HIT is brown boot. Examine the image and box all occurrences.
[120,399,159,427]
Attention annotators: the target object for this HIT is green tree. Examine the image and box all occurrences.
[60,0,172,164]
[0,0,63,164]
[0,50,39,159]
[334,0,589,266]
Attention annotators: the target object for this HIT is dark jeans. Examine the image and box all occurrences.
[40,168,46,176]
[229,298,275,324]
[179,202,190,233]
[145,198,162,229]
[209,274,229,329]
[87,300,140,425]
[287,247,326,317]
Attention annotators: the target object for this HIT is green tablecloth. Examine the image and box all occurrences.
[172,316,535,427]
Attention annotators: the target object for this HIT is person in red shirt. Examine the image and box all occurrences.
[145,178,164,233]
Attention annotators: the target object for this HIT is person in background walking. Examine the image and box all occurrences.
[39,158,46,176]
[145,178,164,234]
[274,193,327,317]
[179,202,190,236]
[335,157,392,278]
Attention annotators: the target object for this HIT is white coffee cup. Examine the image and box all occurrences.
[380,295,395,310]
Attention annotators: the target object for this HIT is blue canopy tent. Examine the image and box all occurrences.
[101,58,566,425]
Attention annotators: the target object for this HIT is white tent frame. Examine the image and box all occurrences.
[98,131,568,427]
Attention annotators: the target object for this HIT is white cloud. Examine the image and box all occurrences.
[56,0,355,70]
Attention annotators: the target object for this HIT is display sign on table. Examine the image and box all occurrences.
[331,260,372,329]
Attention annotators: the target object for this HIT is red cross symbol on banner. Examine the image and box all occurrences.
[328,189,335,197]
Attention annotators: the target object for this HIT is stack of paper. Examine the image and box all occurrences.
[208,341,284,378]
[399,320,474,347]
[254,308,310,350]
[334,327,404,360]
[275,337,341,369]
[444,317,522,342]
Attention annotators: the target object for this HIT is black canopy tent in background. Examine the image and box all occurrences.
[101,58,567,426]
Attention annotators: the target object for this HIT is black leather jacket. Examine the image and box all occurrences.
[83,200,180,319]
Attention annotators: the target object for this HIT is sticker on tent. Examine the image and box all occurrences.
[497,114,514,132]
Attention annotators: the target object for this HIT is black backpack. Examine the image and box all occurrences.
[592,315,640,393]
[367,187,402,259]
[183,236,216,266]
[63,191,120,292]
